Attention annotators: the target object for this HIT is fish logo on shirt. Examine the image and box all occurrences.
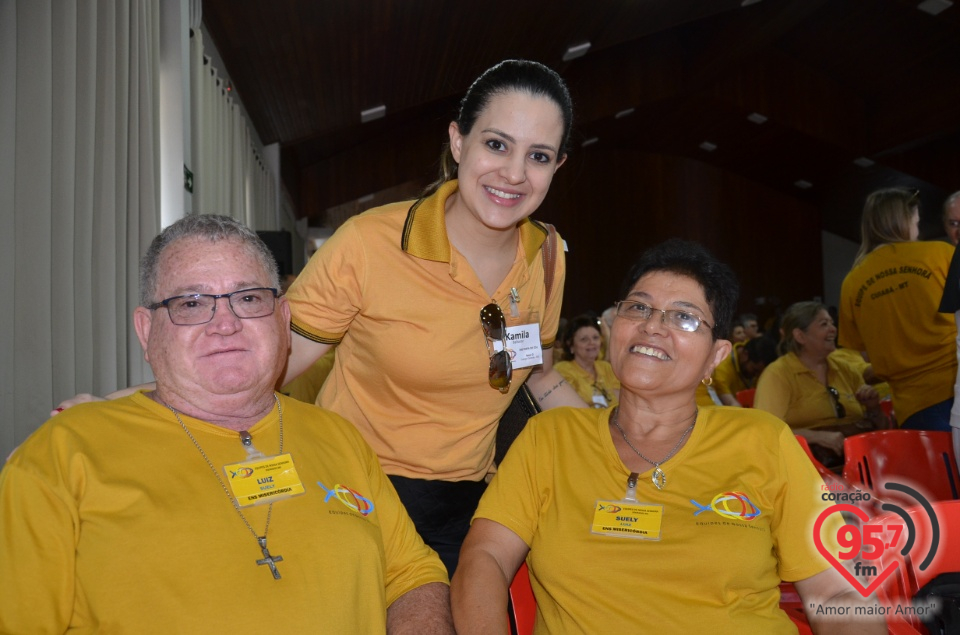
[317,480,375,516]
[691,491,761,522]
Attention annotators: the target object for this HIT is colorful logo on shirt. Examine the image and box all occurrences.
[691,491,761,522]
[229,467,255,479]
[316,480,375,516]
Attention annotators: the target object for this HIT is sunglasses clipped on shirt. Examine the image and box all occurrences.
[480,303,512,393]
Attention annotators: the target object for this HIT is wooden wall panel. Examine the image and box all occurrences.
[539,149,824,330]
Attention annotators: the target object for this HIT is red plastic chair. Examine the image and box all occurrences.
[736,388,756,408]
[842,430,960,502]
[508,562,536,635]
[868,500,960,633]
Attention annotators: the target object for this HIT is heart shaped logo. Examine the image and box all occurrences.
[812,503,900,597]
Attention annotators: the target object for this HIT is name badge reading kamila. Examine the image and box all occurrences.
[591,500,663,540]
[224,453,305,507]
[492,322,542,369]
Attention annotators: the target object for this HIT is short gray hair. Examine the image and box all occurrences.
[139,214,280,307]
[944,191,960,219]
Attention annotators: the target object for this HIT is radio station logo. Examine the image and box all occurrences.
[813,481,940,598]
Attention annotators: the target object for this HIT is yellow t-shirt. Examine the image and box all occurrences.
[0,392,447,633]
[285,180,565,481]
[475,406,837,633]
[554,359,620,407]
[754,351,865,429]
[839,241,957,421]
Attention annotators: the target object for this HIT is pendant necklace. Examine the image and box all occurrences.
[165,394,285,580]
[612,407,697,490]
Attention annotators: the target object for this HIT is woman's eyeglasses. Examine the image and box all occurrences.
[615,300,712,333]
[827,386,846,419]
[480,303,512,393]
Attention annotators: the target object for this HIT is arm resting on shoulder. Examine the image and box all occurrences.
[795,567,885,634]
[52,383,155,415]
[451,518,530,635]
[386,581,454,635]
[279,331,333,387]
[526,349,589,409]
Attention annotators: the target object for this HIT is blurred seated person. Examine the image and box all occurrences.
[754,301,886,468]
[712,336,778,406]
[554,314,620,408]
[738,312,761,340]
[452,239,881,634]
[729,321,748,344]
[0,215,452,633]
[943,190,960,246]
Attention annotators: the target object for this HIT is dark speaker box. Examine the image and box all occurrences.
[257,230,293,276]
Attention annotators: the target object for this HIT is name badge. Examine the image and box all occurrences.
[591,499,663,540]
[224,453,305,507]
[491,322,543,369]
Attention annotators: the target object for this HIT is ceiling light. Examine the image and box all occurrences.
[853,157,875,168]
[741,0,764,5]
[614,108,635,119]
[918,0,953,15]
[747,112,768,124]
[360,105,386,123]
[581,137,599,147]
[563,42,591,62]
[699,141,717,152]
[794,180,813,189]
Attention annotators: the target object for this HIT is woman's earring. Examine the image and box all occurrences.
[701,376,713,387]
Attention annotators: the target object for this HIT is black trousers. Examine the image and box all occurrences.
[388,475,487,577]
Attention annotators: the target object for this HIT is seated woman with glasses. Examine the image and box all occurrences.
[754,301,885,468]
[452,240,882,634]
[553,314,620,408]
[838,187,957,431]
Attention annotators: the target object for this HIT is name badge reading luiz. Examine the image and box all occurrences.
[224,453,305,507]
[591,500,663,540]
[491,322,543,369]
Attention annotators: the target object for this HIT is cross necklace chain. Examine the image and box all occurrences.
[166,394,285,580]
[612,407,697,490]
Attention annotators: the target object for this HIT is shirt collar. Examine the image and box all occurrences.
[400,179,549,266]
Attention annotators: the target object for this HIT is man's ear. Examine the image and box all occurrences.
[133,307,154,363]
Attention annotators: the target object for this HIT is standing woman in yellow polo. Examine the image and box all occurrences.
[838,187,957,431]
[281,60,587,574]
[554,314,621,408]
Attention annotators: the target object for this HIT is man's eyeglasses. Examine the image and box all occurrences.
[827,386,846,419]
[480,303,512,393]
[148,287,279,326]
[615,300,713,333]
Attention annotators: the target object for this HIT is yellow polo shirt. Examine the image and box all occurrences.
[839,241,956,421]
[285,180,564,481]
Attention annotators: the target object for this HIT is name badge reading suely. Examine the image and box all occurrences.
[224,453,305,507]
[591,500,664,540]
